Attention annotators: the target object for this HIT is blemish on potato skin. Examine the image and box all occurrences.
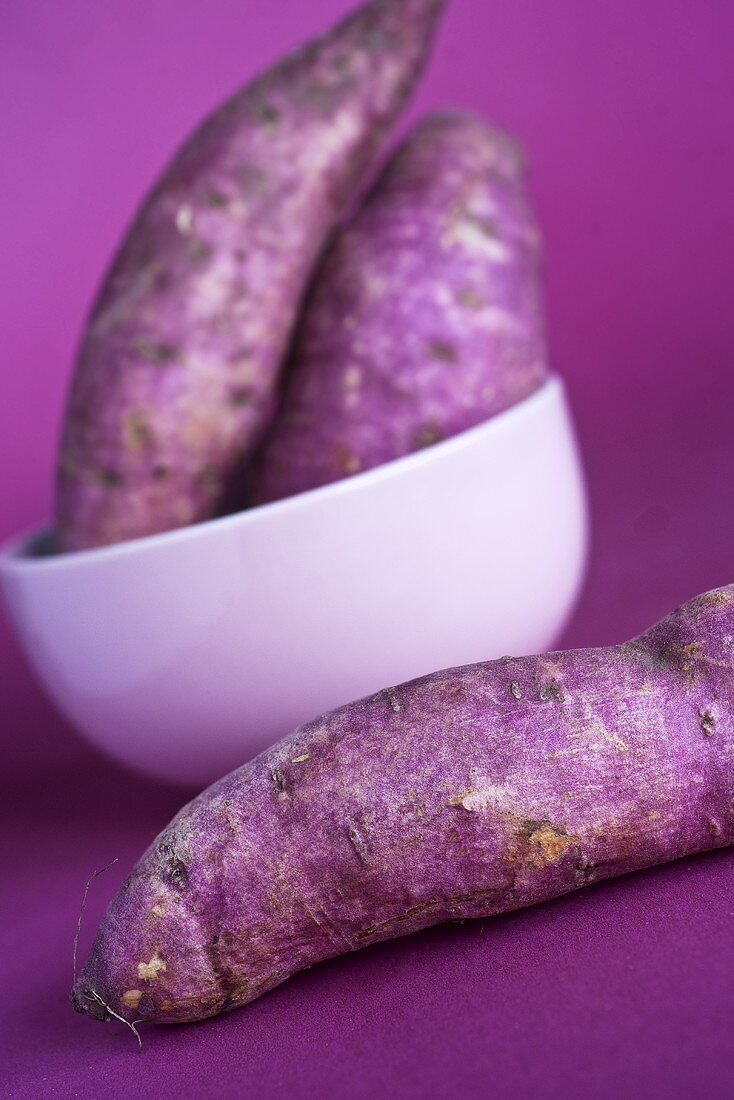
[465,212,498,238]
[412,422,443,450]
[342,364,362,389]
[186,238,213,263]
[539,681,565,703]
[290,753,311,764]
[357,885,504,940]
[699,588,734,607]
[137,953,166,981]
[229,346,252,362]
[427,338,457,362]
[255,102,281,126]
[348,825,369,863]
[122,409,153,452]
[386,690,402,714]
[525,823,576,867]
[130,338,179,364]
[137,995,156,1018]
[510,681,522,700]
[202,189,229,208]
[333,441,360,475]
[575,854,594,884]
[121,989,143,1009]
[99,468,123,488]
[196,464,219,499]
[447,789,474,808]
[700,710,716,737]
[159,842,188,889]
[304,82,340,114]
[175,204,193,234]
[456,286,483,309]
[230,387,253,407]
[221,799,238,834]
[654,640,701,682]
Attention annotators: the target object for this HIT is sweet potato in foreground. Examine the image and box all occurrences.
[253,110,547,503]
[74,585,733,1027]
[56,0,445,552]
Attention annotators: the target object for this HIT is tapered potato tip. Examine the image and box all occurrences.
[55,0,446,551]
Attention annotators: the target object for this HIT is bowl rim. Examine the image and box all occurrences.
[0,375,566,575]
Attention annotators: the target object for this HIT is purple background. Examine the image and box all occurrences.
[2,1,734,1096]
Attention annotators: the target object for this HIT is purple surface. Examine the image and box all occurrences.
[73,586,734,1029]
[55,0,445,552]
[1,1,733,1096]
[254,110,548,503]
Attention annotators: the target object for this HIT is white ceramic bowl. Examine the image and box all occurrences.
[0,376,587,787]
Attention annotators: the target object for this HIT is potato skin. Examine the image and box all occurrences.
[55,0,445,552]
[252,110,548,504]
[74,586,734,1026]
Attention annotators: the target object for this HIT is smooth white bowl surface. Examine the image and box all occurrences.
[0,376,588,787]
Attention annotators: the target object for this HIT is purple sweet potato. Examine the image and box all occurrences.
[252,110,547,504]
[73,585,734,1028]
[55,0,445,552]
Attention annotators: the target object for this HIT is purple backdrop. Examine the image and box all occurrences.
[2,1,734,1096]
